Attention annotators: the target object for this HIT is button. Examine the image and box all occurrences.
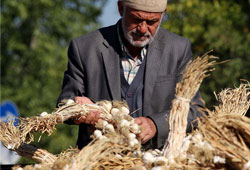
[127,92,133,98]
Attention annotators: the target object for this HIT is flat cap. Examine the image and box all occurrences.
[122,0,167,12]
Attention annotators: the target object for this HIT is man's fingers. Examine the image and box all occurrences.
[75,96,93,104]
[135,117,157,144]
[137,132,150,144]
[134,118,143,125]
[74,116,86,124]
[76,111,101,125]
[141,134,151,144]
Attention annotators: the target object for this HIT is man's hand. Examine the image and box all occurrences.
[75,96,93,104]
[134,117,157,144]
[74,96,101,125]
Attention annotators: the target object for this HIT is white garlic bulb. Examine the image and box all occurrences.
[129,140,136,147]
[65,99,74,105]
[193,132,203,141]
[7,144,13,149]
[130,123,140,133]
[243,161,250,170]
[213,156,226,164]
[115,154,122,159]
[120,119,130,127]
[99,136,107,140]
[120,106,130,115]
[132,138,138,145]
[34,164,42,168]
[129,139,138,147]
[128,133,136,140]
[93,130,102,138]
[105,124,115,132]
[101,120,108,127]
[151,166,162,170]
[111,108,119,115]
[143,152,155,164]
[40,112,48,117]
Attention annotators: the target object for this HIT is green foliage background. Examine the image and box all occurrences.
[1,0,107,163]
[162,0,250,114]
[1,0,249,164]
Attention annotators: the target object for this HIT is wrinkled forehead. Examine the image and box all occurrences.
[120,0,167,13]
[124,7,163,19]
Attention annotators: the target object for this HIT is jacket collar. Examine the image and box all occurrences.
[101,20,168,107]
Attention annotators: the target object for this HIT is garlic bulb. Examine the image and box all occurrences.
[65,99,74,105]
[143,152,155,164]
[128,133,136,140]
[102,120,108,127]
[40,112,48,117]
[213,156,226,164]
[129,139,138,147]
[99,136,107,140]
[93,130,102,138]
[132,139,139,145]
[154,157,167,166]
[34,164,42,168]
[7,144,13,149]
[243,161,250,170]
[111,108,119,115]
[120,106,130,115]
[120,120,130,127]
[151,166,162,170]
[105,124,115,132]
[129,140,136,147]
[130,123,140,134]
[115,154,122,159]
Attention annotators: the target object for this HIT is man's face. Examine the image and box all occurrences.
[119,4,164,47]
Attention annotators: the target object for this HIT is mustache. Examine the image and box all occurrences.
[130,29,152,38]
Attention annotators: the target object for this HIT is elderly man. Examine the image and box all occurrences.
[57,0,203,149]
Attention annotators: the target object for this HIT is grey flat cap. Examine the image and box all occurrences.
[122,0,167,12]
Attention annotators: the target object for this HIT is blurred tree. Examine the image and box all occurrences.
[162,0,250,116]
[1,0,107,163]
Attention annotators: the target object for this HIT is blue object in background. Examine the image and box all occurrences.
[0,101,20,165]
[0,101,19,126]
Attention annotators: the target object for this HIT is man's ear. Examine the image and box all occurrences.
[117,1,124,17]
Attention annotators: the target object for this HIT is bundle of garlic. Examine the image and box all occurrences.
[163,52,218,162]
[197,113,250,169]
[65,133,143,170]
[0,99,142,167]
[0,121,57,164]
[138,150,168,170]
[0,99,123,149]
[182,81,250,169]
[93,100,141,149]
[181,131,225,169]
[213,80,250,116]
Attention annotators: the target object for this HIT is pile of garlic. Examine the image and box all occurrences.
[141,150,168,169]
[181,132,226,165]
[91,101,141,148]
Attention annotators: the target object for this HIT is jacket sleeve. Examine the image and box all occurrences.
[148,39,204,149]
[57,39,85,106]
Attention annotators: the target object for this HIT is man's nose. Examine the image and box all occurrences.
[137,21,148,34]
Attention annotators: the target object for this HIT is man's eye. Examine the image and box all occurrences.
[147,20,157,25]
[133,18,142,23]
